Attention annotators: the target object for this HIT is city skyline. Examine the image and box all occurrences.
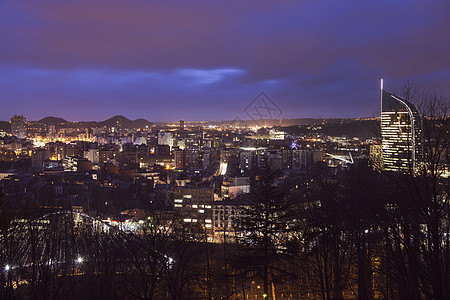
[1,1,450,122]
[1,114,378,124]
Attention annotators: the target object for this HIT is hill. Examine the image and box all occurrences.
[98,115,152,129]
[37,116,68,124]
[321,119,380,138]
[281,119,381,139]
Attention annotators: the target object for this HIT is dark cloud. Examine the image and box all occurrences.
[0,0,449,121]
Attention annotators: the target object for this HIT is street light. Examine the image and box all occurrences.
[76,256,83,264]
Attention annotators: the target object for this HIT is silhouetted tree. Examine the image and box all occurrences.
[236,167,293,299]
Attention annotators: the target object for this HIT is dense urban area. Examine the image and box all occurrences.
[0,91,449,299]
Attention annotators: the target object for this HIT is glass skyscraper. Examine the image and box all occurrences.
[381,89,422,173]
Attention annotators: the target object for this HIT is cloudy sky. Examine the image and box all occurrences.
[0,0,449,121]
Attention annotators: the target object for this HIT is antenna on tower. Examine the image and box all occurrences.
[380,78,384,117]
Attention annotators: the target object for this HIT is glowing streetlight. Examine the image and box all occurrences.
[5,264,10,271]
[76,256,83,264]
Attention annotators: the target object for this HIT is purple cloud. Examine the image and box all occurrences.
[0,0,449,121]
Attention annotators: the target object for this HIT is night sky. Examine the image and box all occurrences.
[1,0,449,122]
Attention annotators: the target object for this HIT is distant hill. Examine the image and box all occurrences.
[321,119,380,138]
[24,115,152,129]
[98,115,152,129]
[0,116,380,136]
[188,118,346,127]
[37,116,68,124]
[281,119,381,139]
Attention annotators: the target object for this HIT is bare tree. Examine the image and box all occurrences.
[381,85,450,299]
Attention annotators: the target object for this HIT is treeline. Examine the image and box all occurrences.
[0,158,449,300]
[230,159,449,300]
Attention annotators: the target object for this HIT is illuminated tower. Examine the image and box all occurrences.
[10,115,27,139]
[381,81,422,173]
[179,119,185,131]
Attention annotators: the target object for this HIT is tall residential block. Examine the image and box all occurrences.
[10,115,26,139]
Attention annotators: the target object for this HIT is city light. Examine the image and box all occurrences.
[0,0,448,298]
[0,92,448,299]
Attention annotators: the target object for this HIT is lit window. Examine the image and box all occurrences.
[174,204,182,208]
[183,218,192,222]
[192,205,198,208]
[199,209,204,213]
[183,195,192,198]
[174,199,183,203]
